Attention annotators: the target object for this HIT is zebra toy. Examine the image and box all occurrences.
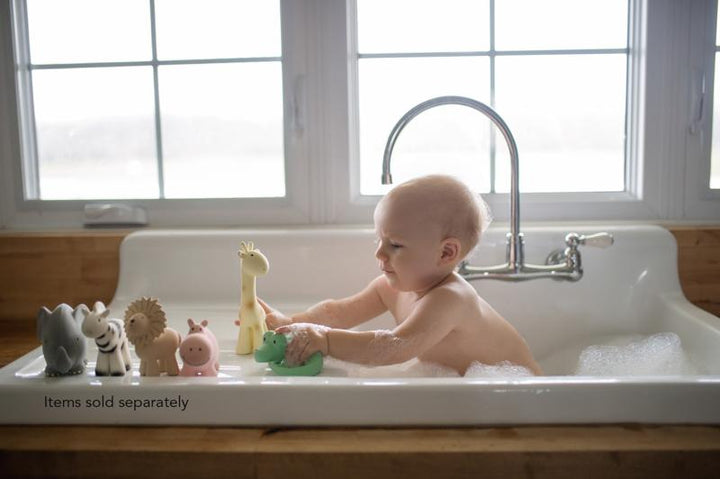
[80,301,132,376]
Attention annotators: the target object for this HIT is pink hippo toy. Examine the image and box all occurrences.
[180,319,220,377]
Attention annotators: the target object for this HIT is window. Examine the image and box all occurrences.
[1,0,719,228]
[684,0,719,219]
[19,0,284,201]
[356,0,629,196]
[711,6,720,189]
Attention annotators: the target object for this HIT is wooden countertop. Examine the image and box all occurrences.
[1,321,720,478]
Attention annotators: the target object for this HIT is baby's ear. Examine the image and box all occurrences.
[439,238,462,264]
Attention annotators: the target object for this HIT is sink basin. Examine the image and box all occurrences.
[1,225,719,425]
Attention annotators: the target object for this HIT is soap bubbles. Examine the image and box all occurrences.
[325,357,536,378]
[324,332,699,378]
[574,332,699,376]
[325,357,461,378]
[465,361,534,378]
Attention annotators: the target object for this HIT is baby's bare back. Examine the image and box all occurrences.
[390,275,541,375]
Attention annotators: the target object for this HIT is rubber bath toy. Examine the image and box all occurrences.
[235,241,269,355]
[180,319,220,377]
[254,331,323,376]
[80,301,132,376]
[37,303,88,377]
[124,297,181,376]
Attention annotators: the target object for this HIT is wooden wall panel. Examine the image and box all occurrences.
[670,226,720,317]
[0,227,718,322]
[0,232,126,321]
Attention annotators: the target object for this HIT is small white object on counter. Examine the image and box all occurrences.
[83,203,147,227]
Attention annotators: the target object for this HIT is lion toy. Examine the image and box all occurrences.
[124,297,181,376]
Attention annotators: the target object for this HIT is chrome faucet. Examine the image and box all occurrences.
[381,95,613,281]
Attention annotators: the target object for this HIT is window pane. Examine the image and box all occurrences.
[154,0,280,60]
[359,57,490,195]
[494,55,627,193]
[495,0,628,51]
[27,0,151,64]
[159,63,285,198]
[357,0,490,53]
[712,7,720,191]
[32,68,158,199]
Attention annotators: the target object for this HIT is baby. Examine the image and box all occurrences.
[261,175,542,376]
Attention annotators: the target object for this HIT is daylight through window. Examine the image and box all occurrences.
[21,0,284,200]
[356,0,629,196]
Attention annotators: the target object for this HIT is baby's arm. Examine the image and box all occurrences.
[263,276,388,330]
[282,286,462,366]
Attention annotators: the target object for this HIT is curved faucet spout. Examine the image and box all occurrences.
[380,95,613,281]
[381,96,523,273]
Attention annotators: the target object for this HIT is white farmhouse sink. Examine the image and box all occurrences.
[1,225,719,425]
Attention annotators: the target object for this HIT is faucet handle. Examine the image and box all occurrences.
[566,232,614,249]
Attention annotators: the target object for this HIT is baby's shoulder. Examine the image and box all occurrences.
[423,274,477,307]
[437,272,478,295]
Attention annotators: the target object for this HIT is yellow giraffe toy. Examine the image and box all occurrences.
[235,241,270,355]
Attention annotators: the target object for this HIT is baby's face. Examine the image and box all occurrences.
[373,196,447,293]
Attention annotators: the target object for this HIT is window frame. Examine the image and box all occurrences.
[685,0,720,217]
[332,0,649,224]
[0,0,317,228]
[333,0,720,224]
[1,0,719,229]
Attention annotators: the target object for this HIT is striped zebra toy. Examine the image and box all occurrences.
[80,301,132,376]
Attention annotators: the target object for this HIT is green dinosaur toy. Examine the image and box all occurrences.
[254,331,324,376]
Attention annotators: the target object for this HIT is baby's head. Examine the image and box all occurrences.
[375,175,491,262]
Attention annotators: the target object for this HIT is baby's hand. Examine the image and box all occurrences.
[276,323,330,366]
[258,298,293,329]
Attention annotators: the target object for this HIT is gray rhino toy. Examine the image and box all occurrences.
[37,304,88,377]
